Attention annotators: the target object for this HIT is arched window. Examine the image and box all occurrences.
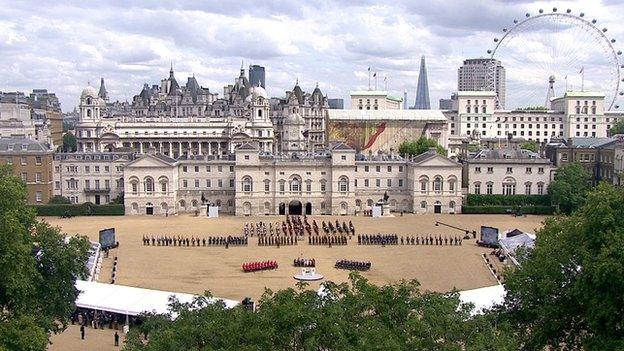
[367,199,374,207]
[243,202,252,215]
[159,177,168,194]
[474,182,481,194]
[338,176,349,193]
[448,177,457,193]
[191,200,198,209]
[420,177,429,193]
[320,179,327,193]
[129,178,139,195]
[144,177,154,194]
[420,201,427,209]
[131,202,139,214]
[290,177,301,193]
[502,177,516,196]
[258,109,262,117]
[86,98,92,105]
[433,176,443,193]
[179,200,186,210]
[242,176,253,193]
[449,201,456,210]
[87,109,92,117]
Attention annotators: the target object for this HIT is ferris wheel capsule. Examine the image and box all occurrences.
[494,38,499,42]
[603,28,608,32]
[526,13,530,17]
[611,39,616,43]
[618,51,622,55]
[514,19,518,24]
[539,9,544,14]
[552,7,557,12]
[580,12,585,17]
[619,92,624,96]
[567,9,572,13]
[487,50,492,54]
[503,28,507,32]
[592,19,597,24]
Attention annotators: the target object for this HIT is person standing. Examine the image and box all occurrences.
[114,331,119,346]
[80,325,85,340]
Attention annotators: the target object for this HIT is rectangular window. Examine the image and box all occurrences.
[21,172,27,182]
[474,183,481,195]
[387,179,391,187]
[195,166,199,172]
[398,179,403,187]
[487,167,493,173]
[229,179,234,188]
[218,166,222,172]
[206,166,211,172]
[526,167,532,174]
[399,166,403,172]
[537,183,544,195]
[195,179,199,188]
[218,179,223,188]
[230,166,234,172]
[206,179,211,188]
[525,183,532,195]
[486,183,493,194]
[280,182,285,193]
[85,179,90,189]
[341,155,346,160]
[506,167,513,174]
[35,172,42,183]
[55,181,60,190]
[21,156,27,165]
[306,182,311,193]
[105,166,110,172]
[475,167,481,173]
[376,179,380,187]
[183,180,188,188]
[538,167,544,174]
[364,179,369,187]
[35,156,42,165]
[364,166,369,172]
[94,166,100,172]
[35,191,42,203]
[95,180,100,189]
[387,166,392,172]
[376,166,380,172]
[264,181,269,192]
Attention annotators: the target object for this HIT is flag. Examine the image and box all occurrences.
[579,67,584,74]
[373,72,377,78]
[367,67,371,72]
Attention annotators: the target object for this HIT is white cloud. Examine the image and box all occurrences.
[0,0,622,110]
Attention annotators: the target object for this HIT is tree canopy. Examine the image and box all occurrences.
[609,119,624,135]
[547,162,592,214]
[502,183,624,350]
[123,275,517,351]
[48,195,71,204]
[519,140,539,153]
[398,137,447,157]
[0,165,90,350]
[62,132,77,152]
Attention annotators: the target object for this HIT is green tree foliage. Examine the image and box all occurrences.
[502,183,624,350]
[609,119,624,135]
[0,165,90,350]
[62,132,77,152]
[547,162,592,214]
[124,274,517,350]
[48,195,71,204]
[399,137,447,157]
[520,140,539,153]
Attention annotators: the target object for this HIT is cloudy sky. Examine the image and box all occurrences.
[1,0,623,111]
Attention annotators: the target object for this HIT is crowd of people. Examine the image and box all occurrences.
[293,257,316,267]
[335,259,371,271]
[357,234,399,245]
[308,235,348,246]
[142,235,248,247]
[242,260,278,272]
[321,220,355,236]
[258,235,297,246]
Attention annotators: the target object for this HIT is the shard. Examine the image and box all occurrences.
[414,56,431,109]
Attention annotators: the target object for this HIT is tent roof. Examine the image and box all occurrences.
[75,280,239,316]
[458,284,506,315]
[499,233,535,255]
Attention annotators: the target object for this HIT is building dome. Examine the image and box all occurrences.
[245,86,269,102]
[81,85,98,99]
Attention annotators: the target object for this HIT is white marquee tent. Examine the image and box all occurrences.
[75,280,239,316]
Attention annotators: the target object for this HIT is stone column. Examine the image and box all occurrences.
[178,141,182,156]
[168,142,173,156]
[198,142,202,155]
[139,142,144,154]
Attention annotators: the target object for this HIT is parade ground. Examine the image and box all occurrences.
[44,213,546,350]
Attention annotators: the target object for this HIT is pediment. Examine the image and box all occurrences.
[414,154,460,167]
[125,154,175,168]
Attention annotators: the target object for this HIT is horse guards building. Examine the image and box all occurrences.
[51,65,623,216]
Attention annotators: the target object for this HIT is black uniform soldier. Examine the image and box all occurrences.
[114,331,119,346]
[80,325,85,340]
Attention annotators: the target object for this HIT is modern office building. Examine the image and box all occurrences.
[458,58,506,108]
[328,98,344,109]
[414,56,431,109]
[249,65,266,88]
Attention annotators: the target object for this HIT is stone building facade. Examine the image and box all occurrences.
[0,137,53,204]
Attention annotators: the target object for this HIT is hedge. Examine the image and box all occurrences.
[466,194,551,207]
[33,203,124,216]
[461,205,555,215]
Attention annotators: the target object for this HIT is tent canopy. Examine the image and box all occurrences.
[75,280,239,316]
[458,284,506,315]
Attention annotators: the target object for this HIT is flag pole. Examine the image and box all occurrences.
[368,67,371,91]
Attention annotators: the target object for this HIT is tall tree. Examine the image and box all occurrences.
[399,137,447,157]
[520,140,539,153]
[0,165,90,351]
[124,274,517,350]
[547,162,592,214]
[502,183,624,350]
[62,132,77,152]
[609,119,624,135]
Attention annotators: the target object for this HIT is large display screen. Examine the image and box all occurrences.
[480,226,499,246]
[99,228,116,249]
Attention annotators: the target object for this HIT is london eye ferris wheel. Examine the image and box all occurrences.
[486,8,623,110]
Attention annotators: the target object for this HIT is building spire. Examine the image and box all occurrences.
[414,55,431,109]
[545,75,556,109]
[98,77,108,100]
